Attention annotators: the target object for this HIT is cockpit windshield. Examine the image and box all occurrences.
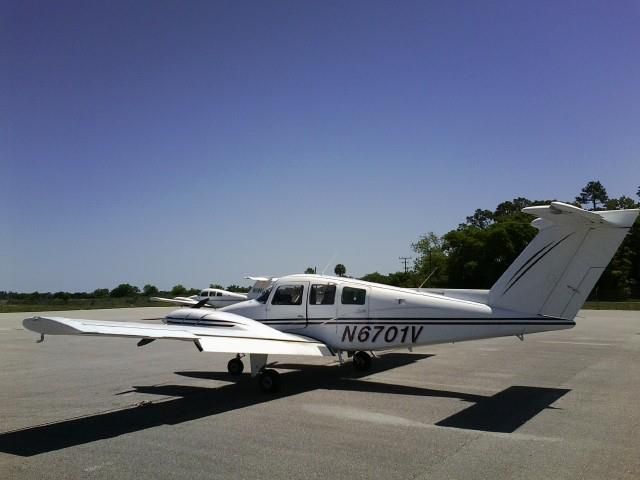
[256,286,272,304]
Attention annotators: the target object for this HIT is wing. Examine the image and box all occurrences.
[23,312,333,357]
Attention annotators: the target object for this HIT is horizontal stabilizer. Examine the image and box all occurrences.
[522,202,638,228]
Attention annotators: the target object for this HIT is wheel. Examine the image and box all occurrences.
[227,357,244,375]
[353,351,372,371]
[258,369,280,393]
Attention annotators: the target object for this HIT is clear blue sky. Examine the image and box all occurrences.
[2,1,638,292]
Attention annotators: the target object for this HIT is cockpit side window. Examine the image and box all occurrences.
[341,286,366,305]
[272,285,304,305]
[309,284,336,305]
[200,291,208,297]
[256,287,272,304]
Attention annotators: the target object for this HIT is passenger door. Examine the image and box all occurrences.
[337,285,370,320]
[307,283,338,326]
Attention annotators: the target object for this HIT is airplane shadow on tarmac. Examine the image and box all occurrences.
[0,353,569,456]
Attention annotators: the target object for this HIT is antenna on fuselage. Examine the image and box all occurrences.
[320,253,337,275]
[418,267,439,289]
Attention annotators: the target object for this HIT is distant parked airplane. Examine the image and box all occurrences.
[151,277,275,309]
[24,203,638,392]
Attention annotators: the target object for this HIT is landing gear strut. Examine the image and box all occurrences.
[248,353,281,393]
[353,351,372,371]
[227,356,244,375]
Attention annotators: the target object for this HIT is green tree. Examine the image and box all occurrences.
[209,283,224,289]
[494,197,533,218]
[626,217,640,298]
[227,284,250,293]
[110,284,140,297]
[360,272,391,285]
[304,267,316,274]
[605,195,639,210]
[575,181,609,210]
[363,188,638,298]
[465,209,494,229]
[596,222,639,300]
[27,291,41,301]
[142,284,159,296]
[444,217,536,288]
[171,284,187,296]
[53,291,70,302]
[387,271,419,288]
[411,232,448,287]
[359,271,419,288]
[92,288,109,297]
[334,264,346,277]
[594,241,635,300]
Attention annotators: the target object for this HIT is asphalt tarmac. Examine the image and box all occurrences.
[1,307,639,479]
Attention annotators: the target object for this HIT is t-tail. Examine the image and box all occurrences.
[489,202,638,320]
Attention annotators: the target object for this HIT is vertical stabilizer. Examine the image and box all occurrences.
[245,277,277,300]
[489,202,638,319]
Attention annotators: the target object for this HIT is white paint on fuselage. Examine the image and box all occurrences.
[211,274,574,352]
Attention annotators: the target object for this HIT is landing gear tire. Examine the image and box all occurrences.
[227,358,244,375]
[258,369,280,393]
[353,351,372,371]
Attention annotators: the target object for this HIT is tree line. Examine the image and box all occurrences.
[357,181,640,300]
[0,283,250,303]
[3,181,637,303]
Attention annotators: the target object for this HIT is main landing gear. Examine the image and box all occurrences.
[257,369,280,393]
[352,351,372,372]
[226,353,281,393]
[226,350,372,392]
[227,355,244,375]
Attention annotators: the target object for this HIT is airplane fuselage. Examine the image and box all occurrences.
[24,203,637,393]
[189,288,248,308]
[164,274,575,352]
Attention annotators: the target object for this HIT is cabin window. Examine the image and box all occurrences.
[309,284,336,305]
[216,292,222,297]
[256,287,272,304]
[272,285,304,305]
[341,286,366,305]
[200,292,208,297]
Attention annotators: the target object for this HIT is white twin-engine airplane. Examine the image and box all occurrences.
[150,277,275,308]
[24,203,638,393]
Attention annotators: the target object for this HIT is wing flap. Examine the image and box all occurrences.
[197,336,332,356]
